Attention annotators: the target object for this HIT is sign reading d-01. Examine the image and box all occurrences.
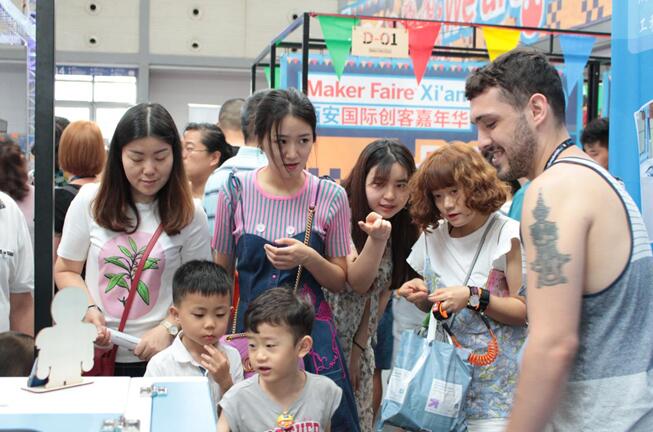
[351,26,409,58]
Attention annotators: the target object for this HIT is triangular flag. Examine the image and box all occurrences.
[402,21,442,85]
[559,34,596,97]
[264,66,281,89]
[318,16,359,79]
[481,27,521,61]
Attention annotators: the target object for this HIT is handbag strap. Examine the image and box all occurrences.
[117,223,164,332]
[442,214,500,366]
[462,214,498,286]
[448,215,497,329]
[293,178,321,293]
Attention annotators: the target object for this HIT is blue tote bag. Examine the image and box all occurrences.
[376,221,497,431]
[376,320,472,431]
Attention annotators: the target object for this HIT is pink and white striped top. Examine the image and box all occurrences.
[212,168,351,258]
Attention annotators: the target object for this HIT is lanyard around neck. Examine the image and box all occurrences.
[544,138,575,171]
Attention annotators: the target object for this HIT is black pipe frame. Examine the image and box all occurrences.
[586,61,602,122]
[34,0,55,332]
[251,12,611,103]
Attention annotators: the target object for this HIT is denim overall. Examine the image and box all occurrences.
[230,175,361,432]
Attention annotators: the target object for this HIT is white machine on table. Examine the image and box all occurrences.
[0,376,216,431]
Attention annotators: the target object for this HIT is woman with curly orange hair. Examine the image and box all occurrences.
[397,142,527,431]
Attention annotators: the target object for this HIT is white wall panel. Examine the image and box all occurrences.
[149,0,246,57]
[0,63,27,134]
[55,0,139,53]
[149,68,267,133]
[244,0,339,57]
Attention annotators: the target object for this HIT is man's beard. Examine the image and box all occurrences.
[499,116,537,181]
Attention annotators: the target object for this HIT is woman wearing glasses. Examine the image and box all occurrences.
[182,123,235,199]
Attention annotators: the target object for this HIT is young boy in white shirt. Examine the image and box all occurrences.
[218,287,342,432]
[145,260,243,411]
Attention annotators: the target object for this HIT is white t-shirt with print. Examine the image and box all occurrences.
[0,192,34,332]
[145,331,244,410]
[57,183,212,362]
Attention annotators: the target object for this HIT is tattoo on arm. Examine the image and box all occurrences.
[529,191,571,288]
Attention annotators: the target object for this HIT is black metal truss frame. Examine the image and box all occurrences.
[251,12,611,121]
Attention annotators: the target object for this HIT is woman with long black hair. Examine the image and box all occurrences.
[55,103,211,377]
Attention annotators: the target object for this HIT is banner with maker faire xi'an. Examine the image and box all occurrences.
[282,53,580,181]
[283,54,482,181]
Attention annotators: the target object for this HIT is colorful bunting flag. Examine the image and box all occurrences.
[402,21,442,85]
[481,27,521,61]
[559,35,596,97]
[264,66,281,89]
[318,15,360,79]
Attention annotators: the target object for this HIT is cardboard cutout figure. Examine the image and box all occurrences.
[35,287,97,388]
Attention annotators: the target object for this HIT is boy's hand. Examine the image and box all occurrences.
[201,345,233,392]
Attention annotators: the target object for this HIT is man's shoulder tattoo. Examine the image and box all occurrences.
[529,191,571,288]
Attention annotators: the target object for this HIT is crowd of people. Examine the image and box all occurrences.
[0,49,650,432]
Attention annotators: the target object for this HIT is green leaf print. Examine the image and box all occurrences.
[118,245,134,259]
[104,237,159,308]
[128,237,138,253]
[137,280,150,305]
[104,273,129,293]
[142,257,160,271]
[104,256,130,271]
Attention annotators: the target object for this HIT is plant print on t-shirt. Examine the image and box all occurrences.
[97,231,166,320]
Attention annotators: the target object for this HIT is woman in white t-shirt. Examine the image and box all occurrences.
[397,143,527,431]
[55,103,212,376]
[0,134,35,244]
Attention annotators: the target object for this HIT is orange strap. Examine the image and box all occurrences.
[442,313,499,367]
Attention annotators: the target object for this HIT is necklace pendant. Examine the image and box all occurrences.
[276,411,294,429]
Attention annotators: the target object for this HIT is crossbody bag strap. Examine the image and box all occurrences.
[117,223,164,332]
[227,172,244,334]
[293,178,322,293]
[439,215,501,367]
[227,171,245,232]
[446,214,498,330]
[462,214,498,286]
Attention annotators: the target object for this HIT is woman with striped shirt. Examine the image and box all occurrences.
[212,88,360,431]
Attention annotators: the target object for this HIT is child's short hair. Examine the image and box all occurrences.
[172,260,232,305]
[244,288,314,343]
[0,331,34,376]
[581,117,609,149]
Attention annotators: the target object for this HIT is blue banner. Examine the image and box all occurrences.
[611,0,653,233]
[280,54,582,181]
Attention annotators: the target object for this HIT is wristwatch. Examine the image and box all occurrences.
[479,288,490,313]
[468,286,481,310]
[160,320,179,336]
